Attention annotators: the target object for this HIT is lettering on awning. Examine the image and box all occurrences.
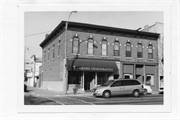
[77,67,113,72]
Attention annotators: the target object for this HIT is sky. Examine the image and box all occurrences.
[24,11,163,61]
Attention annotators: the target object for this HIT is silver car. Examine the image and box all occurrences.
[93,79,144,98]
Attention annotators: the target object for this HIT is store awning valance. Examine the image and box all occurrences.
[67,59,118,72]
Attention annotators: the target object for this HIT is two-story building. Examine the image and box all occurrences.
[39,21,159,93]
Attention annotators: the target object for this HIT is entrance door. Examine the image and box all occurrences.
[84,72,95,91]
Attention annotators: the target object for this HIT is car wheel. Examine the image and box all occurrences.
[103,91,111,98]
[143,89,148,95]
[133,90,140,97]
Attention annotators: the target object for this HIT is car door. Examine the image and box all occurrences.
[121,80,133,95]
[110,81,125,96]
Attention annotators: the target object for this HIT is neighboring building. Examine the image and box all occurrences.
[39,21,160,93]
[142,22,164,88]
[25,55,42,87]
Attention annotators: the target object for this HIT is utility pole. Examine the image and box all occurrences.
[63,11,77,94]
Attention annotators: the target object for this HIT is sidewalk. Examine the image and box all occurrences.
[25,86,93,97]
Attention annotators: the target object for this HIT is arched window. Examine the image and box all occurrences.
[58,40,61,56]
[72,36,80,54]
[126,42,132,57]
[101,39,108,56]
[148,43,153,59]
[53,44,55,58]
[114,41,120,56]
[43,50,46,62]
[137,42,143,58]
[87,38,94,55]
[48,47,50,61]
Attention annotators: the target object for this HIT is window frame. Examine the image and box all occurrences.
[101,39,108,56]
[58,40,61,56]
[87,38,94,55]
[137,42,143,58]
[114,41,120,56]
[126,42,132,57]
[72,36,80,54]
[52,44,55,59]
[43,50,46,62]
[48,47,50,61]
[148,44,153,59]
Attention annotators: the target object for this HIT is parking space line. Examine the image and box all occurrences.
[66,96,95,105]
[83,96,106,100]
[42,96,65,105]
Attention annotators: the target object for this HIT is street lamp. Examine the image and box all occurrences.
[63,11,77,94]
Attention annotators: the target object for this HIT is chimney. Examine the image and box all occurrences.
[143,25,149,32]
[45,34,49,38]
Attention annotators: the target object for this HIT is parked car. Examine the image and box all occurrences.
[159,87,164,94]
[93,79,144,98]
[143,85,152,95]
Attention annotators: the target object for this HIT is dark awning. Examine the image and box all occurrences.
[67,59,118,72]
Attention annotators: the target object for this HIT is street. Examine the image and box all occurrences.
[48,94,163,105]
[25,92,163,105]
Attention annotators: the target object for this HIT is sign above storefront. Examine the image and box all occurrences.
[76,67,114,72]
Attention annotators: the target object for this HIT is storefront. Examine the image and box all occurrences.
[122,63,158,91]
[67,58,118,92]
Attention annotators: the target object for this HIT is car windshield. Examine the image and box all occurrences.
[101,80,115,86]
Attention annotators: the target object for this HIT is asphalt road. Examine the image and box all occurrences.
[47,94,163,105]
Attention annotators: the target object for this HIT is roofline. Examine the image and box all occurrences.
[40,21,160,47]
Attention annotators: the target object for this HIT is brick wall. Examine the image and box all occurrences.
[66,30,158,63]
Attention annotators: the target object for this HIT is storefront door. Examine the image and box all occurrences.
[84,72,95,91]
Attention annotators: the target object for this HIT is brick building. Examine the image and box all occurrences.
[39,21,160,93]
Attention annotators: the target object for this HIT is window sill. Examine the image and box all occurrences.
[125,57,133,59]
[137,58,144,59]
[101,55,108,57]
[148,59,154,61]
[113,56,121,58]
[71,53,80,56]
[86,54,95,57]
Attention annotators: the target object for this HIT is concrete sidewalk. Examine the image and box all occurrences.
[25,86,93,97]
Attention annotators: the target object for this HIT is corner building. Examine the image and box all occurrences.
[40,21,160,93]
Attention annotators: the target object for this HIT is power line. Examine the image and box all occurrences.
[25,31,52,37]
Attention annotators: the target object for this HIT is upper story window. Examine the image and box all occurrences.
[48,47,50,61]
[126,41,132,57]
[148,43,153,59]
[72,35,80,54]
[44,51,46,62]
[53,44,55,59]
[114,40,120,56]
[87,38,94,55]
[101,38,108,56]
[137,42,143,58]
[58,40,61,56]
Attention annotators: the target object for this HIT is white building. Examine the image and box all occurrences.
[25,55,42,87]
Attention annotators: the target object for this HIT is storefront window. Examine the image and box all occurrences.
[97,72,108,85]
[146,75,154,85]
[68,71,81,84]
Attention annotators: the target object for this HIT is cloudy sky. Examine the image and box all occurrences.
[24,11,163,61]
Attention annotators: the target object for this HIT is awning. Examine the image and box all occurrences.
[67,59,118,72]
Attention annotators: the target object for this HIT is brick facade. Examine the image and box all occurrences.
[40,21,159,92]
